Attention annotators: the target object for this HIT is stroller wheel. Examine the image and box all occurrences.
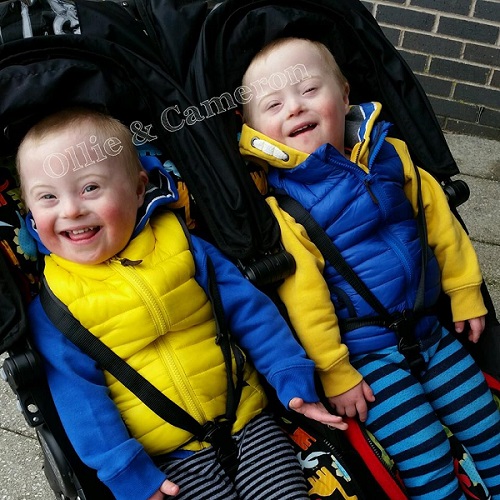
[36,426,82,500]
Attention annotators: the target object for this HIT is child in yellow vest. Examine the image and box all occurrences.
[17,106,345,500]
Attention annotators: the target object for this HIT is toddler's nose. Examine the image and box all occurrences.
[287,97,304,117]
[61,197,84,218]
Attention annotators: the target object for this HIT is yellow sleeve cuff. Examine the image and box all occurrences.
[449,284,488,322]
[318,357,363,397]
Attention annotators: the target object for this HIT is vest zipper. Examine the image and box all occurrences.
[108,258,207,424]
[379,228,415,301]
[317,155,417,311]
[329,152,378,205]
[110,257,166,334]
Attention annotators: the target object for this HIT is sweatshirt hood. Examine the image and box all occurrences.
[239,102,384,171]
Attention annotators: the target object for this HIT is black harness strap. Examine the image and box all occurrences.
[277,170,430,377]
[413,164,429,315]
[39,280,204,433]
[39,256,243,479]
[204,257,244,477]
[278,195,390,320]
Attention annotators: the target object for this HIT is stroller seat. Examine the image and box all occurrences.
[1,0,499,499]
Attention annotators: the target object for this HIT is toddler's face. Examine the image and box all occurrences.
[243,39,349,154]
[19,127,147,265]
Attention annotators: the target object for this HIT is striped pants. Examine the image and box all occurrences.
[351,325,500,500]
[156,412,309,499]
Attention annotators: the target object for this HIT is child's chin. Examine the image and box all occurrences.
[287,134,321,154]
[293,141,320,155]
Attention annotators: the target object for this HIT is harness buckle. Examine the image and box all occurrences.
[388,309,414,331]
[389,310,426,376]
[201,419,239,480]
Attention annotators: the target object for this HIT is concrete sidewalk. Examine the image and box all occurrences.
[1,132,499,500]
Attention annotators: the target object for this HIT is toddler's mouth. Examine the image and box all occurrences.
[290,123,316,137]
[64,226,100,240]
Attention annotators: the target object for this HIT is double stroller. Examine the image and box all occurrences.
[1,0,499,499]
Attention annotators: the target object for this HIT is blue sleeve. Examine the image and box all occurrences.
[191,236,319,407]
[28,298,167,500]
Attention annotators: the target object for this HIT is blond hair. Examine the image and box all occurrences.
[243,37,348,90]
[16,107,142,182]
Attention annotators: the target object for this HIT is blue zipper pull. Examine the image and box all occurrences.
[364,179,379,204]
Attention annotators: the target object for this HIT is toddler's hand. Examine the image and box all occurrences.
[148,479,179,499]
[455,316,485,344]
[289,398,348,430]
[327,380,375,422]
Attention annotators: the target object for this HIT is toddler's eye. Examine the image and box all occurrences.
[303,86,317,94]
[41,193,56,200]
[266,101,281,110]
[83,184,98,193]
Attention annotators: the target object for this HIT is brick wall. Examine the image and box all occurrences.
[361,0,500,141]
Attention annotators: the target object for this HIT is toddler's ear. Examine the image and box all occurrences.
[136,170,148,206]
[343,83,350,113]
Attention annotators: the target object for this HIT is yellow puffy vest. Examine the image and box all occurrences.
[43,212,267,455]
